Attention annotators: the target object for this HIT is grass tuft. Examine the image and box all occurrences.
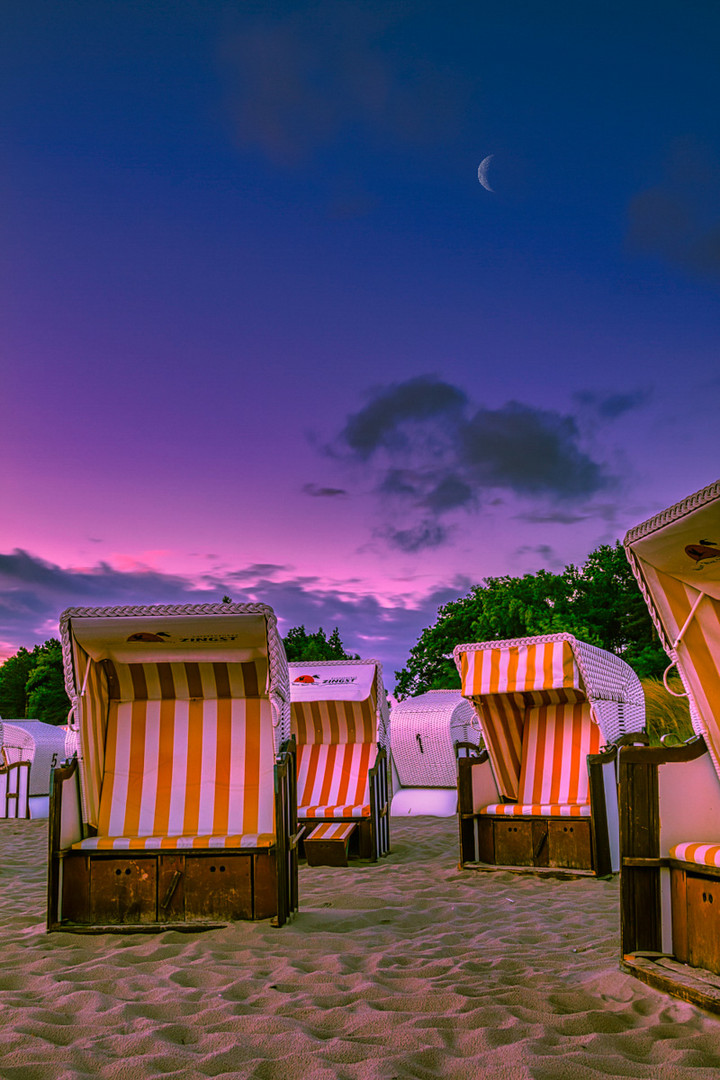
[642,676,694,746]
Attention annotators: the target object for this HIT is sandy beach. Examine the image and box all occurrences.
[2,817,720,1080]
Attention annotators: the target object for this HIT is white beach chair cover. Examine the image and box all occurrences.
[0,722,35,766]
[5,720,68,796]
[390,690,481,787]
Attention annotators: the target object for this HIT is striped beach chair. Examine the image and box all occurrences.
[390,690,482,817]
[455,634,644,876]
[0,720,33,820]
[48,603,299,931]
[620,478,720,1012]
[289,660,391,864]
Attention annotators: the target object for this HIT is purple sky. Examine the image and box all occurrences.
[2,2,720,683]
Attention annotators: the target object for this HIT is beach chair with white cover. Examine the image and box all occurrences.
[0,720,33,819]
[454,633,644,876]
[289,659,391,865]
[48,603,299,931]
[4,720,68,818]
[390,690,482,816]
[620,478,720,1012]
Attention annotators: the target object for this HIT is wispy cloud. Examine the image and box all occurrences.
[0,549,471,683]
[574,389,652,420]
[302,483,348,498]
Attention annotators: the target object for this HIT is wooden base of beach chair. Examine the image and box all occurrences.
[464,815,595,873]
[668,864,720,977]
[304,822,357,867]
[621,953,720,1016]
[52,850,279,930]
[618,740,720,1013]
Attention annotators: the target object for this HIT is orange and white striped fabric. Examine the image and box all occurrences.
[103,659,267,701]
[291,695,376,745]
[479,702,600,817]
[670,842,720,868]
[296,742,375,818]
[72,646,109,828]
[459,640,580,698]
[518,702,600,804]
[73,688,276,851]
[481,803,592,817]
[291,684,377,820]
[72,654,269,829]
[306,821,356,842]
[477,695,525,800]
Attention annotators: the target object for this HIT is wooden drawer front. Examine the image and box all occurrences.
[184,855,252,921]
[62,854,91,923]
[90,858,157,924]
[476,818,495,864]
[494,820,534,865]
[687,874,720,975]
[253,853,277,920]
[547,820,593,870]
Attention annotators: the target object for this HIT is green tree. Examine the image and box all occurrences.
[25,639,70,725]
[394,542,667,698]
[563,544,666,676]
[0,638,71,723]
[0,646,38,718]
[283,625,358,662]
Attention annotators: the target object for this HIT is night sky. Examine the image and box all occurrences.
[2,1,720,682]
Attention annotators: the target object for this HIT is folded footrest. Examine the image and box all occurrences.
[304,822,357,867]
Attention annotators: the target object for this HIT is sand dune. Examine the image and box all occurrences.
[2,817,720,1079]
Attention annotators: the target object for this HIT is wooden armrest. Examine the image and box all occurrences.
[619,735,706,765]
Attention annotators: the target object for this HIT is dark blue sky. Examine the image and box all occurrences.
[2,1,719,678]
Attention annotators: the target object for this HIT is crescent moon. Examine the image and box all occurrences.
[477,154,494,192]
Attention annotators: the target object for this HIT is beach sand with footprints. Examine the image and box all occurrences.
[2,816,720,1079]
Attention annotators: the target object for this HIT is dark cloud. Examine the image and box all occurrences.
[332,377,615,549]
[223,563,290,581]
[421,476,474,513]
[339,376,467,459]
[516,510,588,525]
[460,403,606,499]
[627,140,720,279]
[219,3,466,166]
[574,389,651,419]
[378,468,473,513]
[375,521,449,553]
[302,483,348,498]
[0,549,471,686]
